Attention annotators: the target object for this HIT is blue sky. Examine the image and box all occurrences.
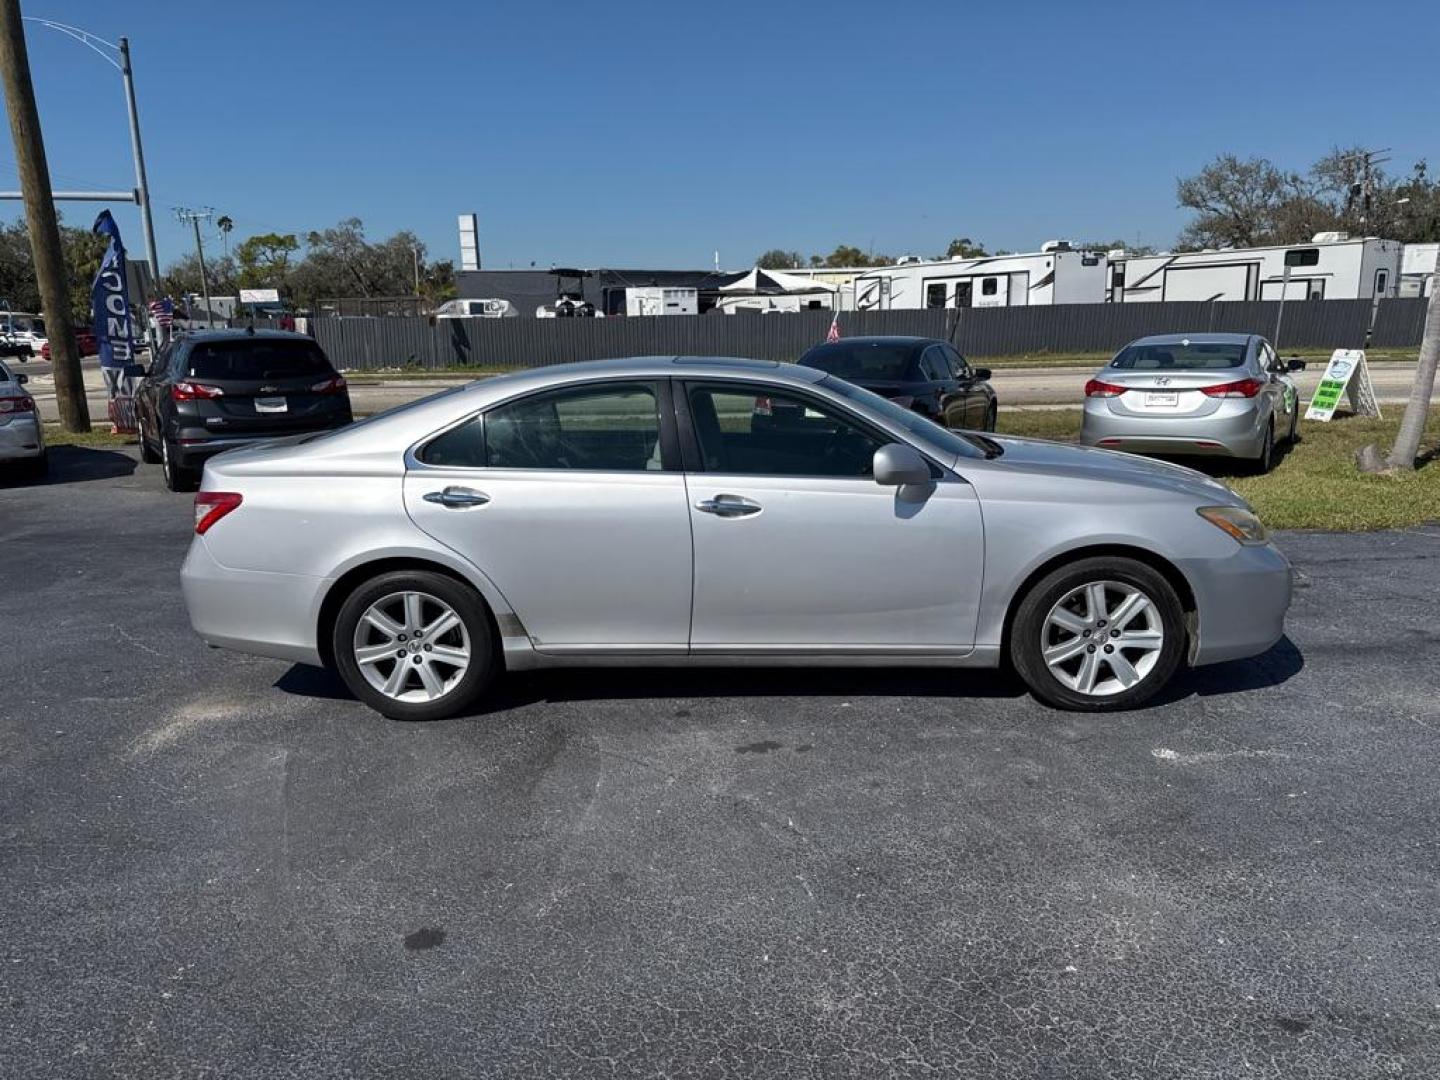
[5,0,1437,272]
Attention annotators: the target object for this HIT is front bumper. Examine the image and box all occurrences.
[0,416,44,461]
[181,535,329,666]
[1180,540,1292,665]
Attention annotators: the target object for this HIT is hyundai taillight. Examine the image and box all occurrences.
[1200,378,1264,398]
[0,394,35,413]
[172,380,224,401]
[311,374,347,395]
[1084,379,1128,398]
[194,491,243,535]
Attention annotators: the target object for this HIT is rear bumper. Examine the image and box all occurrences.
[1080,402,1268,458]
[181,535,328,666]
[0,416,44,460]
[1180,541,1292,665]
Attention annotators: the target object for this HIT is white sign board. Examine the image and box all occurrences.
[239,288,280,304]
[1304,349,1381,422]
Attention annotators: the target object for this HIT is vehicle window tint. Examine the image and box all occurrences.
[942,344,969,378]
[800,342,920,381]
[920,347,947,381]
[688,385,883,478]
[421,415,485,468]
[185,339,333,380]
[1110,342,1246,370]
[485,382,662,471]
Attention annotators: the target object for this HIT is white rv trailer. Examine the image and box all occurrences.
[1399,242,1437,298]
[1109,235,1402,303]
[851,243,1108,311]
[623,286,698,316]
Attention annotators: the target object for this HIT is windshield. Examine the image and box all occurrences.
[1110,341,1247,370]
[803,342,920,381]
[185,339,332,381]
[821,375,990,460]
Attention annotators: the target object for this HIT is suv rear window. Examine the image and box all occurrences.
[184,339,332,381]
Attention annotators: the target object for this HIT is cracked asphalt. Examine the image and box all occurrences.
[3,446,1438,1078]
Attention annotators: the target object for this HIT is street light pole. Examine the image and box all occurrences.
[117,37,158,288]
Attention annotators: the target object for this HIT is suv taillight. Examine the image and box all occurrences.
[1200,378,1264,398]
[172,380,224,401]
[194,491,242,535]
[311,374,347,395]
[1084,379,1128,398]
[0,394,35,413]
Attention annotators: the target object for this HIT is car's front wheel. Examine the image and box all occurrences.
[136,413,161,464]
[332,570,496,721]
[1010,556,1186,712]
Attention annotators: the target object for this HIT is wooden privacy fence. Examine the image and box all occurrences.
[281,298,1431,371]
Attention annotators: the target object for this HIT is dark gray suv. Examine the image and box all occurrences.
[134,329,352,491]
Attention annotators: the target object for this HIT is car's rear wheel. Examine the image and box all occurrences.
[1251,420,1275,474]
[1287,403,1299,445]
[136,413,161,463]
[984,402,998,432]
[332,570,496,721]
[160,436,198,492]
[1010,556,1185,712]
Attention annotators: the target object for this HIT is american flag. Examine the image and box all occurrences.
[825,310,840,343]
[149,297,173,326]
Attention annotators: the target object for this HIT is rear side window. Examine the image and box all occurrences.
[1110,342,1246,370]
[184,339,332,380]
[484,382,663,471]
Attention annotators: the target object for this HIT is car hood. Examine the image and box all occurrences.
[973,434,1247,506]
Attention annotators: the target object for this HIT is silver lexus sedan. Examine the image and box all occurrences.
[1079,333,1305,473]
[181,356,1292,719]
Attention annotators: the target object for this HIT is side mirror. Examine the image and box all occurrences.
[873,442,931,487]
[14,372,26,384]
[1286,358,1307,372]
[971,367,992,381]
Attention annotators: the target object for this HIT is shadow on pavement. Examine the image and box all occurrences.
[1155,635,1304,703]
[3,445,138,486]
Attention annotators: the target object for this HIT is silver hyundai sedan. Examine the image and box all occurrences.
[1079,333,1305,472]
[181,356,1292,719]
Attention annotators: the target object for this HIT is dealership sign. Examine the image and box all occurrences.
[90,210,135,370]
[1304,349,1381,422]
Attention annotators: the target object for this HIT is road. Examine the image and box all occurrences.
[3,447,1439,1078]
[16,354,1436,422]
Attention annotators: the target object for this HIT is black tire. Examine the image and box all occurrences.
[1250,420,1275,475]
[160,436,198,492]
[1010,556,1186,712]
[137,414,161,463]
[984,402,998,432]
[1287,404,1299,445]
[331,569,497,721]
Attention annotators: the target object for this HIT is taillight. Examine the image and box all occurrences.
[194,491,242,535]
[1084,379,1128,398]
[172,380,224,401]
[752,395,773,416]
[311,374,347,395]
[0,394,35,413]
[1200,378,1264,398]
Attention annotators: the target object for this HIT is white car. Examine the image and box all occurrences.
[0,312,47,359]
[0,359,45,478]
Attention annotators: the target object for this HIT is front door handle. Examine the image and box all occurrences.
[423,485,490,509]
[694,494,762,518]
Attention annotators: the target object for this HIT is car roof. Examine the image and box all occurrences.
[1126,332,1255,347]
[178,328,311,344]
[457,355,827,394]
[805,336,937,348]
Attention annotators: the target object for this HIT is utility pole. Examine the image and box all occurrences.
[412,245,421,296]
[0,0,88,431]
[176,207,213,328]
[117,36,158,287]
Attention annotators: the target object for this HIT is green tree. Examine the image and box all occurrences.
[943,237,988,259]
[235,232,299,289]
[756,249,804,269]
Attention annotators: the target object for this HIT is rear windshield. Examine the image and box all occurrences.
[184,339,332,381]
[801,342,921,381]
[1110,342,1247,370]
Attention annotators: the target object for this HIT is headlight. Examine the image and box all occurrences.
[1197,505,1269,545]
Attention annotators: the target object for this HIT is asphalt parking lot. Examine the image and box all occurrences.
[3,447,1439,1078]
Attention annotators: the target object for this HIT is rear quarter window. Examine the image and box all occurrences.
[184,340,333,380]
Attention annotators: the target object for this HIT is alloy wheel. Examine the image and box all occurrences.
[351,590,472,704]
[1040,580,1164,696]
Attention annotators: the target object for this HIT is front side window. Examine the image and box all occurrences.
[687,384,884,478]
[941,344,969,379]
[485,382,662,471]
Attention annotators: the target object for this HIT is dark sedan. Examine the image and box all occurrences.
[798,336,997,431]
[134,328,352,491]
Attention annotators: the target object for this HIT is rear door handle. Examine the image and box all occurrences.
[423,485,490,509]
[695,494,762,518]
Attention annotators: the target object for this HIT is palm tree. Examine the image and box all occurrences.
[216,215,233,257]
